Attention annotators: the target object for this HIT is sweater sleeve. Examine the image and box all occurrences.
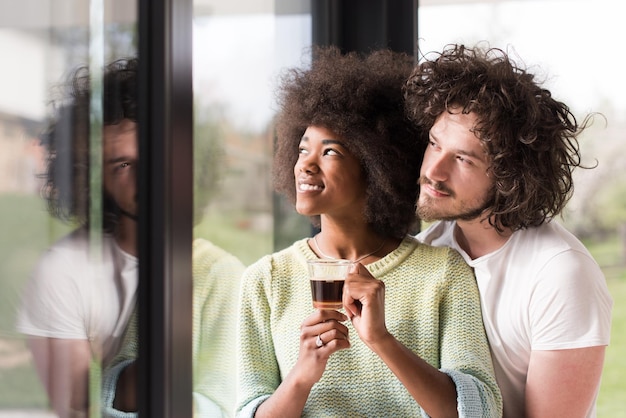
[235,256,281,417]
[100,240,244,418]
[438,248,503,417]
[99,307,138,418]
[101,359,137,418]
[192,239,246,418]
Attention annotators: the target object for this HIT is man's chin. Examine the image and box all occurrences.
[417,205,489,224]
[416,206,449,223]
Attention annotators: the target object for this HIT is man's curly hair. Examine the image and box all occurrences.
[42,58,138,232]
[273,46,423,238]
[404,43,591,232]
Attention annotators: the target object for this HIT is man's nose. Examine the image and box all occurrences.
[423,153,449,182]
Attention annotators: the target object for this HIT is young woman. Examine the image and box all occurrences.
[236,46,502,418]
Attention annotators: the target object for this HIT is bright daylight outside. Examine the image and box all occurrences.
[0,0,624,416]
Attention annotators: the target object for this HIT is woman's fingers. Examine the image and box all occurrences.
[293,312,351,387]
[300,311,350,351]
[343,262,389,345]
[302,308,348,326]
[315,326,350,346]
[343,262,378,315]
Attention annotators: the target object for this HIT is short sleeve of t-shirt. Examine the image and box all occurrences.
[529,249,612,350]
[16,246,90,339]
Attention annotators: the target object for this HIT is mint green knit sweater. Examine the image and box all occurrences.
[101,238,245,418]
[236,236,502,417]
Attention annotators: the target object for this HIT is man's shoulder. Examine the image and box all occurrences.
[415,220,455,246]
[513,221,589,255]
[48,226,117,246]
[38,227,116,262]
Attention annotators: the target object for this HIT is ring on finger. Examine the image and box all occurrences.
[315,334,324,348]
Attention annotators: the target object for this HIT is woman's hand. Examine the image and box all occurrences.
[254,310,350,417]
[292,309,350,387]
[343,262,390,347]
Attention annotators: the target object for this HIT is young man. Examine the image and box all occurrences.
[405,44,613,418]
[16,59,140,418]
[17,58,244,418]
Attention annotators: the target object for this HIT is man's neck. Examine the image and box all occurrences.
[114,216,137,256]
[454,218,512,260]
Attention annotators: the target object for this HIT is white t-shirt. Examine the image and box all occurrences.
[16,227,138,367]
[417,220,613,418]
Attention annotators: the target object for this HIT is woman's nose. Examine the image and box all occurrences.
[297,156,319,174]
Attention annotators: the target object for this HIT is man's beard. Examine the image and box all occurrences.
[416,177,494,223]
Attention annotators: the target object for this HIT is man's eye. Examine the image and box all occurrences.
[113,162,131,172]
[456,156,473,165]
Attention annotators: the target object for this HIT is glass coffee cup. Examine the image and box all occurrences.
[307,259,352,310]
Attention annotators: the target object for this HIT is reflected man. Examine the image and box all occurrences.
[16,59,140,418]
[17,58,244,417]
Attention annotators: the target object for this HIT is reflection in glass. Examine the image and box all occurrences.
[16,58,139,418]
[0,1,136,416]
[187,2,312,416]
[192,5,312,264]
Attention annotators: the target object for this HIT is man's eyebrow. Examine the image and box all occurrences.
[105,155,132,164]
[458,148,487,162]
[430,132,488,163]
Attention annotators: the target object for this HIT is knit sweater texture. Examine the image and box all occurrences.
[101,238,245,418]
[236,235,502,417]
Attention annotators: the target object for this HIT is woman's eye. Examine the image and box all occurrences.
[323,148,339,156]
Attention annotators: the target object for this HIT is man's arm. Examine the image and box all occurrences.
[526,346,605,418]
[27,336,92,418]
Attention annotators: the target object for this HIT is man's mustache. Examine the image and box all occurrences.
[419,176,454,197]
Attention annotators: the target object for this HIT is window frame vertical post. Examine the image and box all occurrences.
[137,0,194,416]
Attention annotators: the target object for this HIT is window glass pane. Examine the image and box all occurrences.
[0,1,136,416]
[418,1,625,415]
[190,0,311,414]
[192,2,312,264]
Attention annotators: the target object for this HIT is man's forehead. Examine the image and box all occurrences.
[102,122,138,159]
[103,119,137,137]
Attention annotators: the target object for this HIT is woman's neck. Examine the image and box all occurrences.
[312,220,399,263]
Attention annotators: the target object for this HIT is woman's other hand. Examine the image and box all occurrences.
[343,262,390,347]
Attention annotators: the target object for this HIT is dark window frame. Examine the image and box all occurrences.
[135,0,416,415]
[137,0,194,416]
